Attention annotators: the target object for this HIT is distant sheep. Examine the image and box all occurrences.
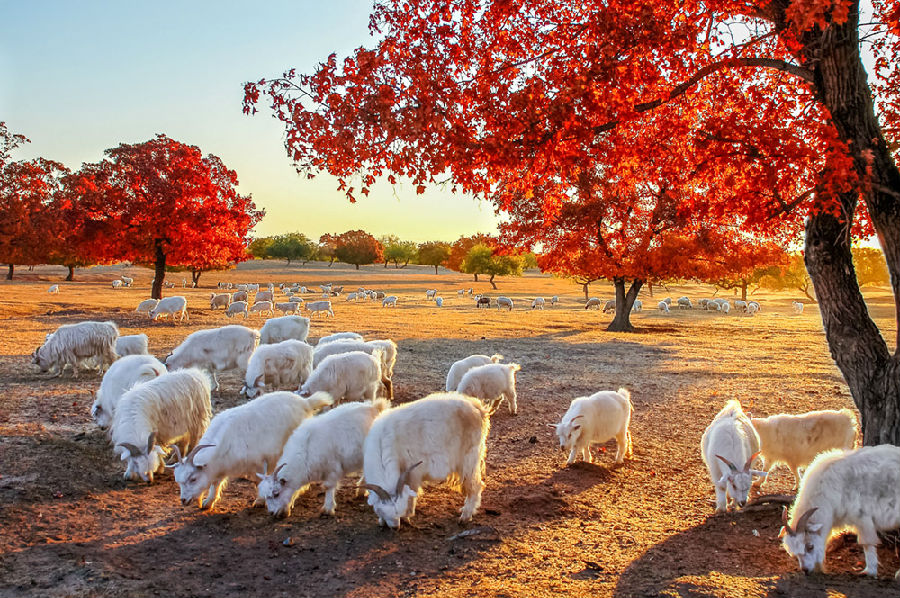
[249,300,275,317]
[135,299,158,314]
[677,297,692,309]
[33,321,118,377]
[497,296,513,311]
[445,354,503,392]
[240,340,314,398]
[225,301,248,319]
[657,301,670,313]
[111,279,123,289]
[121,276,133,287]
[255,290,274,304]
[260,315,310,344]
[603,299,616,313]
[552,388,633,464]
[751,409,858,489]
[209,293,231,310]
[747,302,760,315]
[792,301,804,314]
[92,354,166,431]
[275,301,301,315]
[531,297,545,310]
[111,368,212,483]
[382,296,398,307]
[300,350,382,405]
[701,401,765,512]
[475,296,491,308]
[585,297,602,310]
[435,297,444,307]
[149,296,188,323]
[306,300,334,318]
[259,399,389,517]
[115,334,149,357]
[170,391,331,509]
[734,300,748,312]
[362,392,490,528]
[231,290,249,303]
[47,284,59,293]
[425,289,437,300]
[550,296,559,306]
[631,300,643,312]
[780,445,900,578]
[456,362,521,415]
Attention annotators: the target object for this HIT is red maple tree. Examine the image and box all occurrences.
[69,135,263,298]
[333,229,383,269]
[245,1,900,443]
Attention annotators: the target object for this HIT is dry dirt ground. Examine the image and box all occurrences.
[1,262,898,598]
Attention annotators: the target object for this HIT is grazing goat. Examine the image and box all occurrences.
[33,321,118,377]
[700,400,765,512]
[781,445,900,578]
[111,369,212,482]
[209,293,231,310]
[225,300,248,319]
[249,300,275,317]
[149,296,188,322]
[751,409,858,489]
[317,331,364,345]
[165,325,260,391]
[445,354,503,392]
[259,399,389,517]
[585,297,602,310]
[456,362,521,415]
[260,315,310,344]
[300,350,383,405]
[135,299,158,314]
[115,334,149,357]
[92,354,166,431]
[306,300,334,318]
[552,388,633,465]
[531,297,545,310]
[240,339,314,398]
[170,391,331,509]
[362,392,490,528]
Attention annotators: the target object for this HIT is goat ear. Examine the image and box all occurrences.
[806,523,823,534]
[750,469,768,477]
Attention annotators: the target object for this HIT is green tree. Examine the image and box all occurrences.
[852,247,890,287]
[334,230,383,270]
[380,235,417,268]
[759,254,816,303]
[248,236,274,259]
[460,244,524,289]
[268,232,316,265]
[417,241,451,275]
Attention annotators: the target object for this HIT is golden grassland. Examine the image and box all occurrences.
[0,261,896,598]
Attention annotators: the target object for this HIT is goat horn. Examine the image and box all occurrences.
[166,444,184,466]
[743,451,761,472]
[395,461,423,497]
[186,444,215,466]
[715,455,738,473]
[117,442,143,456]
[146,433,156,455]
[794,507,819,534]
[362,483,391,501]
[273,463,285,479]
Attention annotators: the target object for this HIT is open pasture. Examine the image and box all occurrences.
[1,262,897,597]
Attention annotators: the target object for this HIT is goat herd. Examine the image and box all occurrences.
[29,277,899,582]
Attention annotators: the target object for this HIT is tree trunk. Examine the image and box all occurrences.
[607,278,643,332]
[287,259,292,265]
[489,274,497,290]
[473,273,479,282]
[582,283,590,300]
[355,264,360,270]
[434,264,439,275]
[385,261,389,268]
[6,264,12,280]
[151,240,166,300]
[740,281,747,302]
[192,270,202,287]
[647,281,653,297]
[800,7,900,445]
[66,265,75,281]
[401,259,409,269]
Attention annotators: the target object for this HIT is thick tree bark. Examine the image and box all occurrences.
[799,7,900,445]
[647,281,653,298]
[151,239,166,300]
[489,274,497,290]
[6,264,12,280]
[66,265,75,281]
[583,283,590,300]
[192,270,202,287]
[607,278,643,332]
[740,281,747,302]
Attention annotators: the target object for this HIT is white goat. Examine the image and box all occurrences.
[260,315,310,344]
[33,321,118,377]
[275,301,301,315]
[603,299,616,313]
[551,388,633,464]
[249,300,274,317]
[306,300,334,318]
[254,290,274,304]
[632,300,643,312]
[657,301,670,313]
[149,296,188,323]
[170,391,331,509]
[751,409,858,489]
[165,325,260,391]
[531,297,545,310]
[425,289,437,300]
[551,295,559,306]
[231,290,249,303]
[48,284,59,293]
[435,297,444,307]
[317,331,364,345]
[362,392,490,528]
[121,276,133,287]
[224,301,248,319]
[585,297,602,310]
[115,334,149,357]
[111,279,123,289]
[135,299,158,314]
[456,362,522,415]
[497,296,514,311]
[92,354,166,431]
[781,445,900,578]
[111,368,212,482]
[700,400,765,512]
[299,350,383,405]
[241,340,314,398]
[382,295,398,307]
[677,296,692,309]
[792,301,805,314]
[259,399,390,517]
[445,354,503,392]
